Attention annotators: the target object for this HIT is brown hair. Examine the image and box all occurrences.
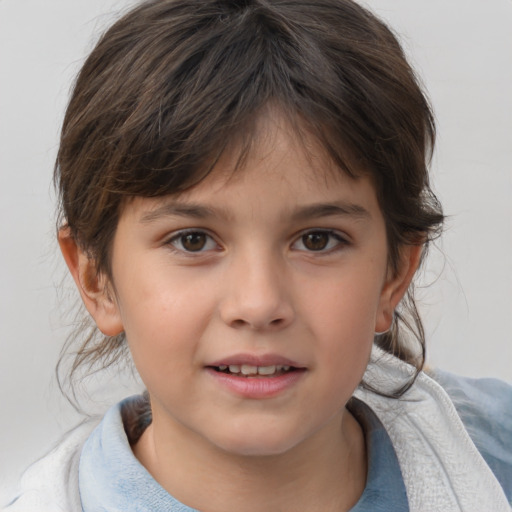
[56,0,443,399]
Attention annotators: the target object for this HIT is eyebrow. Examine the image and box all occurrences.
[290,202,371,222]
[139,200,371,223]
[140,203,219,223]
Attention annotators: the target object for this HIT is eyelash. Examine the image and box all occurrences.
[165,228,349,255]
[166,229,219,254]
[291,229,350,253]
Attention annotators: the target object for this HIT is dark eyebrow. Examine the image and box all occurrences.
[139,200,370,224]
[139,203,219,223]
[291,202,371,222]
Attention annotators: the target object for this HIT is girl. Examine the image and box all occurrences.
[3,0,511,510]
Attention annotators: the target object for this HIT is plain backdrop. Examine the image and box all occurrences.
[0,0,511,494]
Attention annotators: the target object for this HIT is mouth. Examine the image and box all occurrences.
[206,356,305,397]
[209,364,297,377]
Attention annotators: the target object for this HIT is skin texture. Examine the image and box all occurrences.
[59,114,422,511]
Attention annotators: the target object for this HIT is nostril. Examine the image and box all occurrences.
[231,319,248,328]
[229,317,286,330]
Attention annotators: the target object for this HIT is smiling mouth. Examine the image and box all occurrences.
[211,364,296,377]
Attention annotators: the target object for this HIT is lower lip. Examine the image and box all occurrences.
[205,368,306,399]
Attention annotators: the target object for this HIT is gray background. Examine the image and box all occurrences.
[1,0,511,494]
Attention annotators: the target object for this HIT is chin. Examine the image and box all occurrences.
[211,425,305,458]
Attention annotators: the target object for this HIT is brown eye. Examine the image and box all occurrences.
[302,232,330,251]
[181,232,207,251]
[169,231,217,253]
[292,230,348,253]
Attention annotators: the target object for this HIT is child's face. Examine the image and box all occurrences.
[89,116,412,457]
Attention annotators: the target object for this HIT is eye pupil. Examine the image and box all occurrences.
[303,232,329,251]
[182,233,206,251]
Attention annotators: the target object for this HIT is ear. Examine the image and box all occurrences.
[375,243,423,333]
[58,227,124,336]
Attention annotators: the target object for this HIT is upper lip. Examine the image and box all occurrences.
[207,353,304,368]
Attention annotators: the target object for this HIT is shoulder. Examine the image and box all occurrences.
[430,369,512,502]
[1,420,98,512]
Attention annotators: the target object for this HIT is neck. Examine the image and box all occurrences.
[133,408,366,512]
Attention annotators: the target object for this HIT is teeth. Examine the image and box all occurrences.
[257,365,276,375]
[241,364,258,375]
[218,364,293,376]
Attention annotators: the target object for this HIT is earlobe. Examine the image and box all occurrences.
[375,244,423,333]
[58,227,124,337]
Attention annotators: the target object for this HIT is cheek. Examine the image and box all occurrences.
[118,265,213,333]
[301,270,383,386]
[314,295,374,376]
[114,275,212,376]
[303,268,384,337]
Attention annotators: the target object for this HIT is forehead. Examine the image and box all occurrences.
[184,110,368,198]
[124,113,381,226]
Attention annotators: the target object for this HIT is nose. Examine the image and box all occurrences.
[219,250,295,331]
